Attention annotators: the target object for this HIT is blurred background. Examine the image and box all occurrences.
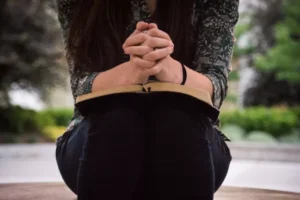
[0,0,299,194]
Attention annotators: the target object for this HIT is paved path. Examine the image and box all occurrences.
[1,183,300,200]
[0,144,300,193]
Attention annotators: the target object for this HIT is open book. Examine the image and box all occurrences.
[75,82,219,121]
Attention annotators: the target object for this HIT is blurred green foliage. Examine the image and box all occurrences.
[0,106,40,134]
[220,107,299,138]
[221,124,246,141]
[279,129,300,144]
[42,126,67,142]
[0,105,299,143]
[232,0,300,107]
[255,0,300,83]
[291,107,300,120]
[0,106,72,135]
[232,22,255,59]
[246,131,278,143]
[38,109,73,127]
[228,71,239,81]
[0,0,65,106]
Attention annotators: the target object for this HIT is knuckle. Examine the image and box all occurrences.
[144,60,153,68]
[142,55,150,62]
[155,29,160,35]
[164,39,169,46]
[168,47,174,54]
[147,29,154,35]
[145,52,157,61]
[140,47,146,55]
[122,42,127,49]
[148,62,155,69]
[148,28,157,36]
[163,47,169,53]
[149,38,159,48]
[136,34,143,42]
[171,48,174,54]
[140,70,147,77]
[148,53,156,61]
[132,57,139,65]
[152,28,159,36]
[148,37,155,45]
[147,66,159,74]
[140,33,148,41]
[146,46,153,53]
[153,51,161,59]
[125,47,131,53]
[165,33,171,40]
[142,61,151,69]
[151,66,161,74]
[144,46,152,54]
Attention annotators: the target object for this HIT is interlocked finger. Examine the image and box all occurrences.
[143,65,163,76]
[147,28,172,41]
[131,55,156,69]
[124,46,153,56]
[142,47,174,61]
[142,37,172,49]
[123,33,149,49]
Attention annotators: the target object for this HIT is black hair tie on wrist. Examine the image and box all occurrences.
[180,62,187,85]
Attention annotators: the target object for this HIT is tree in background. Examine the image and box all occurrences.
[255,0,300,83]
[0,0,66,107]
[235,0,300,107]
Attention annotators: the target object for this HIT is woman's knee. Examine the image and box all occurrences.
[56,119,89,194]
[88,107,143,135]
[211,129,232,191]
[150,108,211,136]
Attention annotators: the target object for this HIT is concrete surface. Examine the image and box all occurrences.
[227,142,300,162]
[0,183,300,200]
[0,143,300,194]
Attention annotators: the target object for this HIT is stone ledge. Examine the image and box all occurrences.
[0,183,300,200]
[228,142,300,162]
[1,142,300,162]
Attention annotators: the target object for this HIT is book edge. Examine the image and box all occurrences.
[76,85,143,103]
[144,82,213,106]
[76,82,213,107]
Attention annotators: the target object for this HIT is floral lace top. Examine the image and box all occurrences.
[56,0,239,133]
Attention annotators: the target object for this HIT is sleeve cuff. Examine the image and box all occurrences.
[76,72,100,96]
[201,72,223,109]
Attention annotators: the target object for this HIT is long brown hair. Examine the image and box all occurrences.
[67,0,197,73]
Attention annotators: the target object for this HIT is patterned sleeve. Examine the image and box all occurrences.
[56,0,100,100]
[193,0,239,108]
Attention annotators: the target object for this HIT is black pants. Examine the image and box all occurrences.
[56,94,232,200]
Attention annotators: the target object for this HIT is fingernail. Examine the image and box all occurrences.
[169,41,174,47]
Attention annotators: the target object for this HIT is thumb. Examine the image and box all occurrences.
[130,21,149,36]
[136,21,149,32]
[148,23,158,29]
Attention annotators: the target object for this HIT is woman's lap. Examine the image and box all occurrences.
[56,117,89,194]
[56,94,231,198]
[144,101,231,198]
[77,107,146,199]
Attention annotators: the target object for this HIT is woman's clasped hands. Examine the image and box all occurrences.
[122,21,183,85]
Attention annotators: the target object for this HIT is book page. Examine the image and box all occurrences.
[76,85,143,103]
[144,82,213,106]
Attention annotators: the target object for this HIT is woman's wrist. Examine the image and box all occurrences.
[91,62,131,92]
[170,59,184,84]
[156,57,183,84]
[122,61,149,85]
[180,63,187,85]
